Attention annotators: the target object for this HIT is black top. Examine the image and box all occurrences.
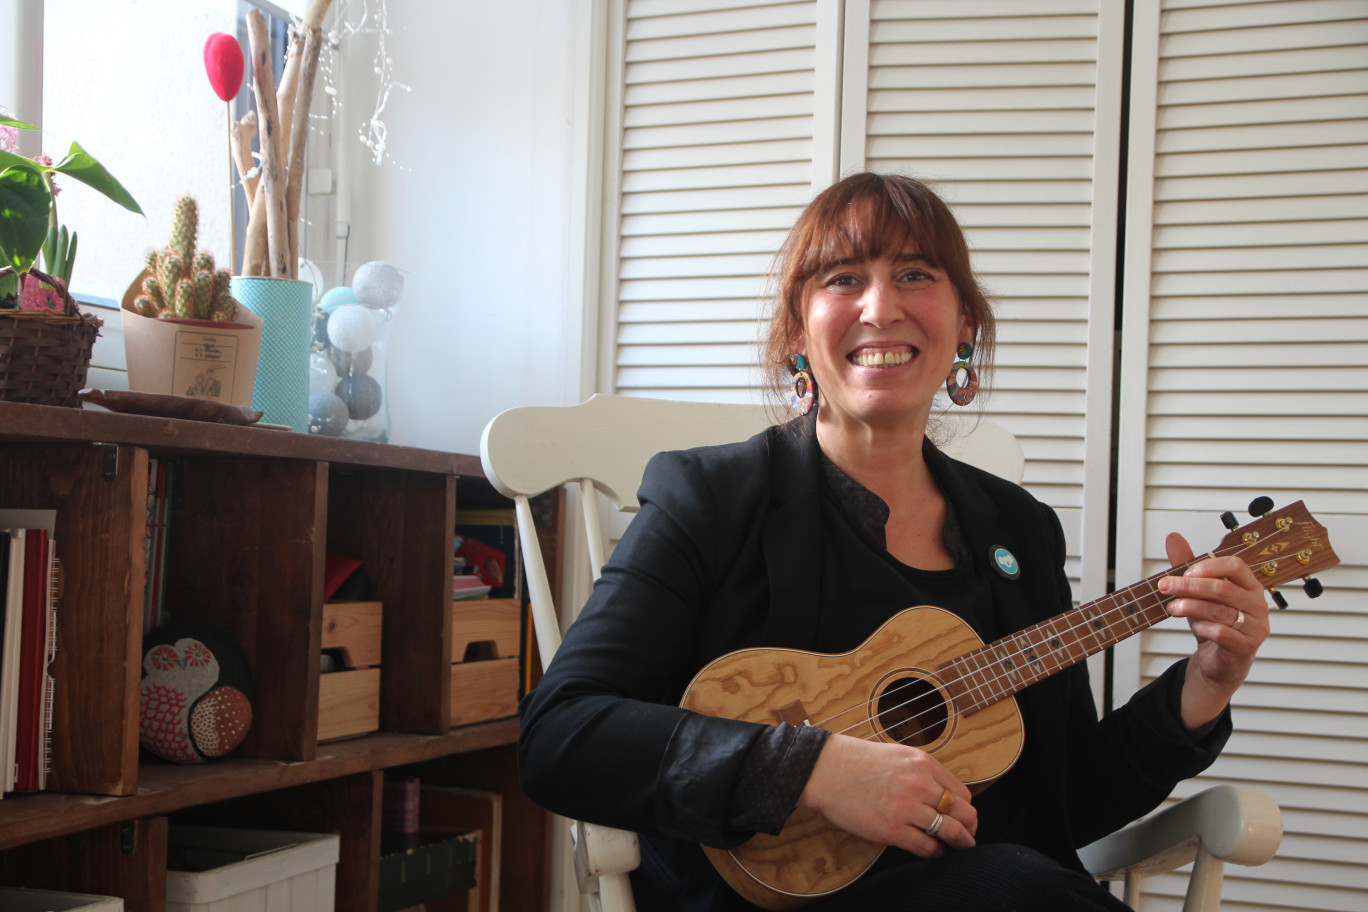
[518,417,1230,912]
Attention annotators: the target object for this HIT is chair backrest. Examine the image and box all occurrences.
[480,394,1025,670]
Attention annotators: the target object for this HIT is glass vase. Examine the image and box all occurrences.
[304,260,404,443]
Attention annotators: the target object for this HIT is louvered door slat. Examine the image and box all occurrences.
[609,0,830,400]
[1117,12,1368,908]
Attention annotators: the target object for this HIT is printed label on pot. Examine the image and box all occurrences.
[172,331,241,402]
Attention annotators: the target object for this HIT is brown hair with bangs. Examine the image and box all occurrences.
[762,172,995,404]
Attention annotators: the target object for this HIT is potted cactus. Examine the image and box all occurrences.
[131,194,238,322]
[121,194,263,407]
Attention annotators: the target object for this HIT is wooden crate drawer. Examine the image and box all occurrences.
[322,601,384,668]
[451,598,520,663]
[318,667,381,741]
[448,658,519,727]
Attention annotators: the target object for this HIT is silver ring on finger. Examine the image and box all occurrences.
[1232,609,1246,631]
[925,812,944,838]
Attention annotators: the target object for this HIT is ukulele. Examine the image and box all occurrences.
[679,501,1338,910]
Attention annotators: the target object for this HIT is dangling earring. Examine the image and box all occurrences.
[789,353,815,416]
[945,341,978,407]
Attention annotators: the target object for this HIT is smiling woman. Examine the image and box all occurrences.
[762,173,996,412]
[517,171,1273,912]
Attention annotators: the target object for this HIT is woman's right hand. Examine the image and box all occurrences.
[796,733,977,857]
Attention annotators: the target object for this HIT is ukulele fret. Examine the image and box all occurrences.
[955,648,995,711]
[948,571,1191,712]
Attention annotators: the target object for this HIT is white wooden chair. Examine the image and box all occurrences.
[480,394,1281,912]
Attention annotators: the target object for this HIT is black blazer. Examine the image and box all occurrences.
[519,419,1227,909]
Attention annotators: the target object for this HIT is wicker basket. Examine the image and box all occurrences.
[0,266,101,408]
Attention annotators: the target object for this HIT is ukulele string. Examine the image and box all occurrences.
[828,533,1278,743]
[808,533,1278,744]
[807,563,1188,738]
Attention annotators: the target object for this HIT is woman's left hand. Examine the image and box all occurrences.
[1161,532,1271,731]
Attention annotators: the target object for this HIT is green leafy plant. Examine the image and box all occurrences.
[0,111,142,285]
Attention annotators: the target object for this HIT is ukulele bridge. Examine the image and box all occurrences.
[771,700,813,727]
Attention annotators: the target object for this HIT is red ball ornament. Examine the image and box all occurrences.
[203,32,245,102]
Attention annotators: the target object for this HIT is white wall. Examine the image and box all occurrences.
[334,0,594,454]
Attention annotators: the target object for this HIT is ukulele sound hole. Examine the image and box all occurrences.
[875,676,948,747]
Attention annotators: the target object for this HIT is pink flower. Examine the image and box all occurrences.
[17,274,66,312]
[0,106,17,153]
[31,154,58,196]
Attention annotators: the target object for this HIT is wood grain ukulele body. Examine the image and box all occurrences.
[682,606,1021,909]
[678,501,1338,910]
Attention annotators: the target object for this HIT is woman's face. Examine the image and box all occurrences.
[795,243,973,437]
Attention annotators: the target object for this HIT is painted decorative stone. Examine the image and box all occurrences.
[139,620,254,764]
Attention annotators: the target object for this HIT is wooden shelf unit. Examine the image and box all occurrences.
[0,401,548,912]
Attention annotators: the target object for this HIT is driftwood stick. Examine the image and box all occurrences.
[303,0,334,28]
[243,177,269,276]
[246,8,290,279]
[275,30,304,161]
[231,110,259,202]
[279,0,334,146]
[286,27,323,280]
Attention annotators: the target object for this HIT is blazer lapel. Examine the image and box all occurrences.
[761,417,825,649]
[925,443,1036,638]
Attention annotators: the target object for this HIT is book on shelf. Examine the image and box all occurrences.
[456,507,521,600]
[144,457,173,633]
[422,785,504,912]
[0,508,58,794]
[0,528,25,796]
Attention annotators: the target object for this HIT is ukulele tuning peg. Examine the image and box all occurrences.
[1270,588,1289,610]
[1248,496,1275,517]
[1220,510,1239,530]
[1303,577,1325,599]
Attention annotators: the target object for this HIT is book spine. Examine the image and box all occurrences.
[14,529,47,791]
[38,554,58,789]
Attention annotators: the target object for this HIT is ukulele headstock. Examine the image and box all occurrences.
[1216,499,1339,606]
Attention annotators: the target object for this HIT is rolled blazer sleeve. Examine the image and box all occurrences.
[517,447,778,848]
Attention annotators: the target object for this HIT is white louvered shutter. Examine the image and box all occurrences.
[840,0,1126,610]
[606,0,844,401]
[1115,2,1368,910]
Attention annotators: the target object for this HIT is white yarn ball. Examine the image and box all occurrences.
[309,351,339,396]
[326,304,382,353]
[353,261,404,310]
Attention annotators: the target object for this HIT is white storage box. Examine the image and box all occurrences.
[0,887,123,911]
[166,826,340,912]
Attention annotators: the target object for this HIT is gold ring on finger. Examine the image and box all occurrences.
[935,789,956,815]
[1232,609,1246,631]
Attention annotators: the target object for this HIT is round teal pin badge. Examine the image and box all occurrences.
[990,545,1021,580]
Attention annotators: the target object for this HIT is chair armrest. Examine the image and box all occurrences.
[1079,785,1282,880]
[573,819,641,889]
